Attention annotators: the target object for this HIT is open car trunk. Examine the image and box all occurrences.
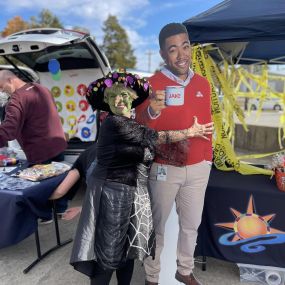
[0,28,111,162]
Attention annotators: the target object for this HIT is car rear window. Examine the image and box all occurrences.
[4,42,101,72]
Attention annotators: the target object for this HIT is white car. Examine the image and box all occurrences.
[249,98,283,111]
[0,28,112,160]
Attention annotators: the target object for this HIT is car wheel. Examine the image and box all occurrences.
[273,104,282,111]
[250,104,257,111]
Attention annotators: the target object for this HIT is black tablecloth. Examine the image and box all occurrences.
[0,172,66,249]
[195,167,285,267]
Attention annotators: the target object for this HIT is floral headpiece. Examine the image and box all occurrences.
[86,70,152,112]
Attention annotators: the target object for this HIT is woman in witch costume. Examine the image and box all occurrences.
[63,71,212,285]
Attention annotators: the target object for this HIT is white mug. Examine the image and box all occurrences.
[165,86,184,106]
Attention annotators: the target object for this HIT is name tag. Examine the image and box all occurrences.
[157,165,167,181]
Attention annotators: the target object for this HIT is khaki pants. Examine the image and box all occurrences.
[144,161,211,283]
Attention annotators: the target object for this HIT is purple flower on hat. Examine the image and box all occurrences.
[126,75,134,85]
[112,73,119,79]
[143,82,149,91]
[104,79,113,87]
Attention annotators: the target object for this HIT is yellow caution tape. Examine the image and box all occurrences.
[192,45,278,175]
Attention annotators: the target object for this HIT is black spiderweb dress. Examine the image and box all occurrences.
[70,114,157,277]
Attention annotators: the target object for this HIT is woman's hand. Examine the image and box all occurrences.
[149,90,166,115]
[62,207,82,220]
[188,116,214,140]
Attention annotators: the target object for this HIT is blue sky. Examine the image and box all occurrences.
[0,0,222,72]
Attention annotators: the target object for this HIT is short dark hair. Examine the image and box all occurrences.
[159,23,188,49]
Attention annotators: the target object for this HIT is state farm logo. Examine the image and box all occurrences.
[169,93,181,99]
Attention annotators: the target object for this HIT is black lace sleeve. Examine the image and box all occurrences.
[105,115,158,150]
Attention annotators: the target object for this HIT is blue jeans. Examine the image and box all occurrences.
[42,198,68,220]
[53,198,68,214]
[44,152,67,218]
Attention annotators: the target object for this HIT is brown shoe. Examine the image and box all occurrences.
[175,271,202,285]
[145,281,158,285]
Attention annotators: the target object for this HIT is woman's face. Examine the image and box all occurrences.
[106,88,134,116]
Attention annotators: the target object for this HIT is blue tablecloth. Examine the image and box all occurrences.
[195,167,285,268]
[0,172,67,249]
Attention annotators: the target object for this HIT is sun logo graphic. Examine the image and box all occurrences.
[215,195,285,253]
